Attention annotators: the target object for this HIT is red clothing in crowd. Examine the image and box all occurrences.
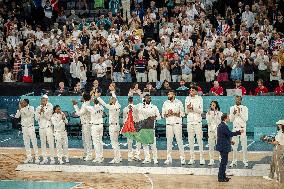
[274,86,284,95]
[197,86,203,93]
[210,86,224,96]
[236,86,247,95]
[254,86,269,95]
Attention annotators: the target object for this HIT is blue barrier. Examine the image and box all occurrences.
[19,96,284,133]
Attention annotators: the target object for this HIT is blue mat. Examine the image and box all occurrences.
[0,180,78,189]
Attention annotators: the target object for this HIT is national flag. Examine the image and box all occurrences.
[50,0,59,12]
[121,108,155,144]
[223,24,231,35]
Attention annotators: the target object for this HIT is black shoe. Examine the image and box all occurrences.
[218,178,230,182]
[225,177,231,180]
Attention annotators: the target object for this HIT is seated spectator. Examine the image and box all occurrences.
[90,80,103,97]
[209,81,224,96]
[159,80,171,96]
[128,83,142,97]
[235,80,247,96]
[274,80,284,96]
[106,82,120,96]
[54,82,69,96]
[70,82,83,96]
[2,67,13,82]
[176,79,189,96]
[190,82,203,96]
[143,82,157,96]
[254,79,269,95]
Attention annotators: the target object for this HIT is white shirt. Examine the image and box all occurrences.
[74,101,91,124]
[35,102,53,128]
[229,105,248,129]
[134,102,161,123]
[148,59,158,71]
[97,91,121,124]
[51,112,68,132]
[162,99,184,125]
[70,61,83,78]
[185,95,203,124]
[255,55,269,71]
[241,11,255,28]
[206,110,223,132]
[223,47,236,64]
[86,104,104,125]
[95,63,107,77]
[15,105,35,127]
[275,130,284,145]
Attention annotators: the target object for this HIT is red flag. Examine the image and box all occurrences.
[121,109,136,133]
[50,0,59,13]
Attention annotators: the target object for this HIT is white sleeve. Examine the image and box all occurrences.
[15,110,21,118]
[179,101,185,117]
[229,106,235,122]
[240,106,248,122]
[185,97,189,114]
[155,106,161,120]
[97,97,111,109]
[206,111,213,124]
[74,104,87,116]
[193,97,203,114]
[162,102,167,118]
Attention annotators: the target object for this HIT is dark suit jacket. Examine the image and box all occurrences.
[216,121,241,153]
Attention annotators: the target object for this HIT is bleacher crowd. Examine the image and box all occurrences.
[0,0,283,95]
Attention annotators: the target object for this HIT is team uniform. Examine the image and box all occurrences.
[74,101,92,160]
[185,95,205,165]
[51,112,69,164]
[134,102,161,164]
[86,103,105,163]
[35,102,55,164]
[206,110,223,165]
[15,105,39,163]
[122,104,141,161]
[97,91,122,163]
[229,104,249,167]
[162,99,185,165]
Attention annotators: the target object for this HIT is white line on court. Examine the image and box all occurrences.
[143,173,154,189]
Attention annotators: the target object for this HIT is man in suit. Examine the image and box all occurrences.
[216,114,243,182]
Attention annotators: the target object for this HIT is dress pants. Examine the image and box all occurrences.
[218,151,229,180]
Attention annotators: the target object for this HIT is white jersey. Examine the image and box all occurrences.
[74,101,91,124]
[51,112,68,132]
[185,95,203,124]
[97,92,121,124]
[206,110,223,132]
[229,105,248,129]
[162,99,184,125]
[15,105,35,127]
[275,130,284,145]
[35,102,53,128]
[86,104,104,125]
[134,103,161,123]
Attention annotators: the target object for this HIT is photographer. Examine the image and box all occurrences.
[263,120,284,183]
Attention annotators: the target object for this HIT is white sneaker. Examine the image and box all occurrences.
[97,157,104,163]
[34,157,40,164]
[40,158,48,165]
[188,158,195,165]
[109,158,119,164]
[142,159,151,164]
[229,160,237,167]
[208,159,215,166]
[65,157,69,163]
[263,176,273,181]
[58,158,64,165]
[134,154,141,161]
[84,156,92,161]
[23,157,33,164]
[164,159,172,165]
[153,159,158,164]
[181,158,186,165]
[200,158,205,165]
[50,158,55,165]
[243,161,248,167]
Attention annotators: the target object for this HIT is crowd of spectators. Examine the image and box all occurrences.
[0,0,283,96]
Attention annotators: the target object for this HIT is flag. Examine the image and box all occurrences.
[50,0,59,13]
[33,0,42,8]
[223,24,231,35]
[121,109,155,144]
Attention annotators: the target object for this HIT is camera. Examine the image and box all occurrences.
[260,135,275,143]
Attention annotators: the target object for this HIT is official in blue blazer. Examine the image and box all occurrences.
[216,113,243,182]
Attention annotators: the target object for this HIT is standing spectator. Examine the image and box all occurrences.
[134,54,147,82]
[216,53,229,82]
[42,62,53,83]
[112,55,123,82]
[70,57,83,87]
[193,56,205,82]
[243,50,254,81]
[274,80,284,96]
[209,81,224,96]
[241,5,255,32]
[160,56,171,82]
[254,79,269,95]
[54,82,69,96]
[159,80,172,96]
[53,60,66,86]
[94,58,107,83]
[254,48,269,81]
[78,65,87,88]
[20,58,33,83]
[122,56,133,82]
[148,56,158,82]
[204,49,216,82]
[170,53,182,82]
[269,54,281,81]
[230,52,243,81]
[32,58,44,83]
[128,83,142,97]
[43,1,53,31]
[181,54,193,82]
[2,67,13,82]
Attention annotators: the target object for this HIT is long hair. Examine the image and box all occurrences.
[210,100,220,111]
